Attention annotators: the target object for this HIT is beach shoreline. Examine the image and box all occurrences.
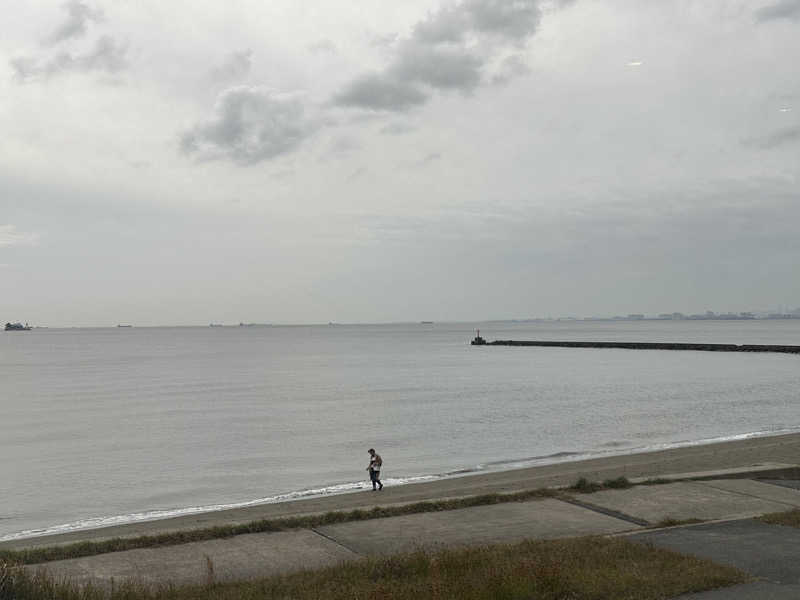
[3,430,799,551]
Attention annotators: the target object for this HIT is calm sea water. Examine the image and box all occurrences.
[2,320,799,540]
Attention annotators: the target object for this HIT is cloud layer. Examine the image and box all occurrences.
[12,36,127,81]
[10,2,126,82]
[180,87,319,165]
[45,0,104,45]
[755,0,800,22]
[334,0,547,111]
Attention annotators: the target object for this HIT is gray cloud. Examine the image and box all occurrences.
[180,86,319,165]
[327,135,362,155]
[492,54,531,85]
[334,74,429,111]
[744,126,800,149]
[409,152,442,168]
[210,49,253,83]
[346,167,367,182]
[755,0,800,22]
[380,122,416,135]
[308,40,337,54]
[45,0,103,45]
[334,0,552,112]
[12,35,127,82]
[413,0,542,43]
[391,44,484,91]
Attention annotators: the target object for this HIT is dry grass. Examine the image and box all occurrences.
[0,536,748,600]
[758,508,800,528]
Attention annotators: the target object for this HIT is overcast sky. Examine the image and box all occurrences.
[1,0,798,326]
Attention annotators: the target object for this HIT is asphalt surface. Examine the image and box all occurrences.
[632,518,800,599]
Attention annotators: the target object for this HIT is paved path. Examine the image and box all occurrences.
[29,530,357,588]
[576,479,800,524]
[631,519,800,599]
[27,476,800,592]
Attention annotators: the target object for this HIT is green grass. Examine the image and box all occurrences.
[0,536,749,600]
[0,489,558,566]
[568,476,633,493]
[653,518,705,528]
[758,508,800,528]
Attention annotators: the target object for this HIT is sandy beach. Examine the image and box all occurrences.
[3,431,798,552]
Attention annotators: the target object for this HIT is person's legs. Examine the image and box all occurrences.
[376,473,382,490]
[370,468,378,490]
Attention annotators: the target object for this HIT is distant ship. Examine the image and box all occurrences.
[420,321,434,324]
[5,322,31,331]
[117,324,132,328]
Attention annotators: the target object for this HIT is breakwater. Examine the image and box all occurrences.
[473,340,800,354]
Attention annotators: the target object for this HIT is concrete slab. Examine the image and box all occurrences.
[316,498,639,556]
[27,529,357,589]
[630,520,800,584]
[697,479,800,508]
[761,479,800,491]
[629,463,799,484]
[675,582,800,599]
[578,481,794,524]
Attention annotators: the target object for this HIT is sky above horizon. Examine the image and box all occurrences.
[2,0,799,326]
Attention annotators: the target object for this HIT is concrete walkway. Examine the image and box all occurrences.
[26,472,800,594]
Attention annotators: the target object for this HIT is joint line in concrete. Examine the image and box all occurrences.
[310,528,362,556]
[695,481,800,508]
[558,497,650,527]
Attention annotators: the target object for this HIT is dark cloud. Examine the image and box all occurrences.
[755,0,800,22]
[744,126,800,149]
[334,0,554,112]
[12,35,127,82]
[210,50,252,83]
[180,86,319,165]
[334,74,429,111]
[45,0,103,45]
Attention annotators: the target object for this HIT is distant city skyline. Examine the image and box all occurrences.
[2,1,799,327]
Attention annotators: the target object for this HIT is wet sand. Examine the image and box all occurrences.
[3,432,799,551]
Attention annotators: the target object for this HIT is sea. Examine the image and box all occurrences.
[2,320,799,541]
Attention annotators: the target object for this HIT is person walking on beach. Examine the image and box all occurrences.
[367,448,383,491]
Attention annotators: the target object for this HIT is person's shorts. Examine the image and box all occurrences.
[369,469,380,482]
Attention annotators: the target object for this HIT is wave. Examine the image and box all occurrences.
[4,426,800,542]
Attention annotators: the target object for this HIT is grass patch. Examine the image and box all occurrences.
[603,476,633,489]
[0,536,748,600]
[568,476,632,493]
[0,489,558,566]
[567,477,603,493]
[758,508,800,528]
[640,477,675,486]
[654,518,705,528]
